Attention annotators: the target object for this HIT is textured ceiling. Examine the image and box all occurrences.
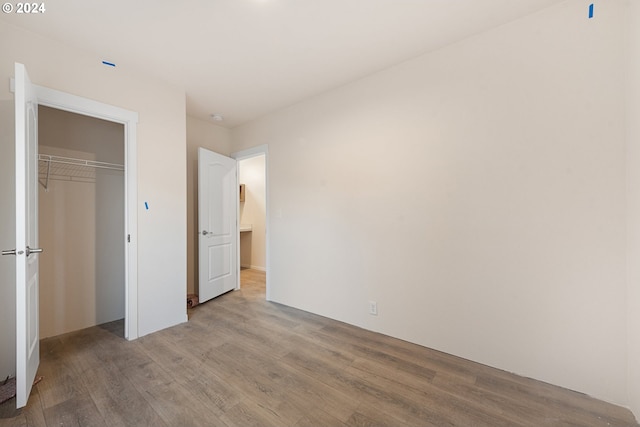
[1,0,565,127]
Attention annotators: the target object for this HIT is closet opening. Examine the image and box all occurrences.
[38,105,126,339]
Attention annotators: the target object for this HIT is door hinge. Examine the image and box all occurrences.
[127,234,131,243]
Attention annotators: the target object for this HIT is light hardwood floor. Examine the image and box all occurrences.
[1,268,637,426]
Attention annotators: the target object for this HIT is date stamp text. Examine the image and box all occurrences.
[2,3,46,13]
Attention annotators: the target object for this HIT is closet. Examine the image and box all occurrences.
[38,106,125,339]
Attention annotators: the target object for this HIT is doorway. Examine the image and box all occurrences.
[34,82,139,340]
[232,145,269,299]
[38,106,125,339]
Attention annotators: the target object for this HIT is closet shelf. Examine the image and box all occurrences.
[38,154,124,191]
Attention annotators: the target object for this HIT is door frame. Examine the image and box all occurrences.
[34,84,140,340]
[231,145,270,300]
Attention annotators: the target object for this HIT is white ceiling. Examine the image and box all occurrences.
[2,0,565,127]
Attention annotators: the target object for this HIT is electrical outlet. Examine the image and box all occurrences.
[369,301,378,316]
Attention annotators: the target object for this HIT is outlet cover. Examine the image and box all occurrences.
[369,301,378,316]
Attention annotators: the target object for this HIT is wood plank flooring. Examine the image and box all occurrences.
[1,268,637,426]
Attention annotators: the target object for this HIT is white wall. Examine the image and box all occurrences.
[626,0,640,417]
[0,20,187,373]
[186,115,232,295]
[239,155,266,270]
[95,166,126,326]
[38,106,125,338]
[232,0,629,406]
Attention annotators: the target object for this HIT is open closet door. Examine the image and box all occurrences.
[14,62,40,408]
[198,148,238,303]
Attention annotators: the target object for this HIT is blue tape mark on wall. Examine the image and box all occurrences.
[102,60,116,67]
[144,202,149,210]
[588,3,594,18]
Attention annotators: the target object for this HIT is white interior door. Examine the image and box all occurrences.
[198,147,238,303]
[14,62,40,408]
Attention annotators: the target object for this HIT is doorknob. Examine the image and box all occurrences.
[25,246,43,257]
[2,248,32,256]
[201,230,209,236]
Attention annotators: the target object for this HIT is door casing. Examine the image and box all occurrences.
[30,83,139,340]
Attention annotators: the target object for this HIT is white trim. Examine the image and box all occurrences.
[235,165,241,291]
[231,145,270,301]
[34,85,138,124]
[233,144,269,160]
[34,84,139,340]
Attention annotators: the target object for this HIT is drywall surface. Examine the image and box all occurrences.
[186,115,232,295]
[626,0,640,418]
[0,22,188,340]
[0,101,16,380]
[38,107,125,338]
[239,155,266,270]
[232,0,629,405]
[38,146,122,338]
